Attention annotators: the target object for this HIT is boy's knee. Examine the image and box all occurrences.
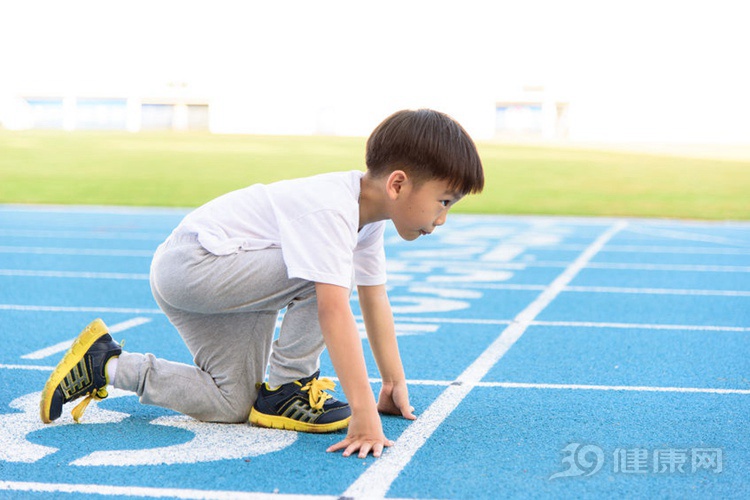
[213,407,252,424]
[211,386,257,423]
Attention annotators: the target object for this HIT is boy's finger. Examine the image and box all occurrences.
[343,443,360,457]
[358,443,373,459]
[401,405,417,420]
[326,438,350,453]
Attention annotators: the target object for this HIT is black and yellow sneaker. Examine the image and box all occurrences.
[249,370,351,433]
[40,319,122,424]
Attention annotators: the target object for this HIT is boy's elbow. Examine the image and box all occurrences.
[315,282,353,326]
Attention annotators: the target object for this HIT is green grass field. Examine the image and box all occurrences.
[1,130,749,220]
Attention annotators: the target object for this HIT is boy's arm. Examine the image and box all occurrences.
[315,282,393,458]
[357,284,416,420]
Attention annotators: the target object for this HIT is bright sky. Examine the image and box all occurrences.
[1,0,748,142]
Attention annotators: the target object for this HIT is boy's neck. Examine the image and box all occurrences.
[358,172,390,229]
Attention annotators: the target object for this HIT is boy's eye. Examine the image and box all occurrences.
[440,200,451,207]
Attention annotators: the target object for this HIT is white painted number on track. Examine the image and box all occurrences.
[0,389,296,466]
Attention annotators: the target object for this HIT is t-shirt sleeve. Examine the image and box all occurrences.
[353,221,387,286]
[279,209,357,288]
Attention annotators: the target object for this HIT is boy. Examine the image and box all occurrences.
[39,109,484,458]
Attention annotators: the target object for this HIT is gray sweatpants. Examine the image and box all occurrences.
[113,231,326,423]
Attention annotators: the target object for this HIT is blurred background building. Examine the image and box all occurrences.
[0,0,748,145]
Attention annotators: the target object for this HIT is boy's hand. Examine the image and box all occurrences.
[327,411,394,458]
[377,380,417,420]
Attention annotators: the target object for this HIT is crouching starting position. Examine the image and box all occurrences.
[40,109,484,458]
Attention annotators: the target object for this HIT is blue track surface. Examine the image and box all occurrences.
[0,205,748,499]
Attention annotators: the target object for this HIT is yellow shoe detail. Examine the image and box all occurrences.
[300,377,335,410]
[249,376,350,433]
[249,407,350,433]
[39,319,110,424]
[71,387,109,423]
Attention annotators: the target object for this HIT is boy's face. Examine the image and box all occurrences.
[390,177,462,241]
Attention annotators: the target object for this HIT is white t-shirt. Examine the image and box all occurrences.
[176,170,386,289]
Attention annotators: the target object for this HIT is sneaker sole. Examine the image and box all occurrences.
[249,407,350,433]
[39,318,109,423]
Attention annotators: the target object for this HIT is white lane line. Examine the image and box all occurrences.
[521,261,750,272]
[394,259,750,273]
[0,304,162,314]
[0,480,338,500]
[0,246,153,257]
[21,317,152,360]
[388,317,514,326]
[0,229,165,240]
[628,225,743,245]
[565,285,750,297]
[556,244,750,255]
[3,362,747,398]
[342,221,628,498]
[531,320,750,332]
[583,262,750,272]
[368,378,750,395]
[0,363,56,371]
[477,381,750,395]
[4,270,750,298]
[0,269,149,280]
[398,318,750,332]
[445,282,750,297]
[2,305,746,332]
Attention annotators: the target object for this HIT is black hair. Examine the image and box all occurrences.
[366,109,484,195]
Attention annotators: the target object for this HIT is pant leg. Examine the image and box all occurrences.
[115,301,277,423]
[114,232,323,422]
[267,288,326,388]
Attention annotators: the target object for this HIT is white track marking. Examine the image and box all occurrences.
[0,229,165,240]
[389,317,513,325]
[456,283,750,297]
[0,391,130,463]
[72,415,297,466]
[0,269,149,280]
[583,262,750,272]
[367,378,750,395]
[550,243,750,255]
[343,221,628,498]
[394,318,750,332]
[531,320,750,332]
[0,246,153,257]
[21,317,151,360]
[564,285,750,297]
[357,321,439,338]
[475,381,750,395]
[0,363,56,371]
[510,261,750,272]
[2,305,746,332]
[0,481,338,500]
[2,363,746,397]
[0,304,162,314]
[4,262,750,282]
[628,225,743,245]
[481,244,525,262]
[595,245,750,255]
[338,377,750,395]
[0,389,298,468]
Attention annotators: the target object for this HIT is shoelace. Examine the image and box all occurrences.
[71,387,109,423]
[299,377,335,411]
[70,340,123,423]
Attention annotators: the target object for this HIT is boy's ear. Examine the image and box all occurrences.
[386,170,408,199]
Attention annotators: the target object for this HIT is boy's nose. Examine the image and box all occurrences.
[435,212,447,226]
